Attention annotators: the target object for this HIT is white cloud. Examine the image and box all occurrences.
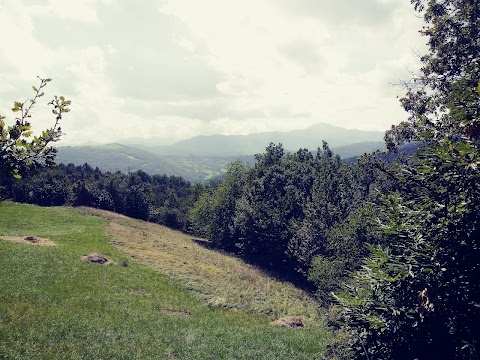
[1,0,427,146]
[28,0,104,23]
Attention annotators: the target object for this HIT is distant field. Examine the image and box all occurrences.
[0,202,329,359]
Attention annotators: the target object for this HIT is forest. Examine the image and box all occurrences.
[1,1,479,359]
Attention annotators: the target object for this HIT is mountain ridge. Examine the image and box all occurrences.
[141,123,385,156]
[57,123,387,183]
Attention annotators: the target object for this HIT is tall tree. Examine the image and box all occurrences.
[385,0,480,150]
[336,2,480,358]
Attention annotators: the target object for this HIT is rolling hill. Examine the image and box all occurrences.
[57,123,386,183]
[56,144,254,183]
[139,123,385,156]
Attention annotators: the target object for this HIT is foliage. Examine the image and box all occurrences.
[308,206,384,304]
[189,142,392,288]
[336,1,480,358]
[0,77,70,182]
[3,163,196,230]
[336,141,480,359]
[385,0,480,150]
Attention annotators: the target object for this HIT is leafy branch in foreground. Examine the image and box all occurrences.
[333,1,480,358]
[0,77,71,180]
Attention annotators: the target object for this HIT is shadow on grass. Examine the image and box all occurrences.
[191,238,316,294]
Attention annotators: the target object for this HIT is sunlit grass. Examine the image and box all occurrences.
[0,202,330,359]
[84,207,321,321]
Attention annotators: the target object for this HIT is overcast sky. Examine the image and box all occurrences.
[0,0,426,145]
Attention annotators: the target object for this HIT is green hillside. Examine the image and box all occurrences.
[56,140,384,184]
[57,143,190,179]
[56,144,252,183]
[0,202,329,359]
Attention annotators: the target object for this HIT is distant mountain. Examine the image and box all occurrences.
[57,143,182,175]
[328,141,386,158]
[118,135,178,147]
[56,123,388,183]
[140,123,385,156]
[56,142,386,184]
[56,144,254,183]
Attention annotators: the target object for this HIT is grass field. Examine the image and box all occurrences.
[0,202,330,359]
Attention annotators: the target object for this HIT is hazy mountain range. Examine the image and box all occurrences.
[125,123,385,156]
[57,123,387,183]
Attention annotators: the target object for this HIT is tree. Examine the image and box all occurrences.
[335,1,480,358]
[189,160,249,249]
[385,0,480,150]
[0,77,71,187]
[336,141,480,359]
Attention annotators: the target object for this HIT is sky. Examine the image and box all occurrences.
[0,0,426,145]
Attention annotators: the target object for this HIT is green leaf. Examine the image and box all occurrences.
[11,101,23,112]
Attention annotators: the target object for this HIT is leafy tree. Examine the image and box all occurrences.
[10,168,71,206]
[336,1,480,358]
[386,0,480,150]
[189,160,249,249]
[0,77,71,185]
[189,142,383,285]
[336,141,480,359]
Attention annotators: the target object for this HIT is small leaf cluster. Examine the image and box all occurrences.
[0,77,71,182]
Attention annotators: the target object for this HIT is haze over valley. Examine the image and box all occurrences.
[57,122,386,182]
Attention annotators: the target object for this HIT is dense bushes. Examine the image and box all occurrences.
[189,142,394,289]
[2,163,198,230]
[336,140,480,359]
[331,0,480,357]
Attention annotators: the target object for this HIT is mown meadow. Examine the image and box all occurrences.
[0,202,330,359]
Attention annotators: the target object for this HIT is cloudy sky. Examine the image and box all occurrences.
[0,0,426,145]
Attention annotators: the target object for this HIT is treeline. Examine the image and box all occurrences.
[189,137,480,360]
[189,142,396,296]
[1,163,200,229]
[187,70,480,360]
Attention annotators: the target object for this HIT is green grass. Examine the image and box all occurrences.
[0,202,330,359]
[92,207,321,321]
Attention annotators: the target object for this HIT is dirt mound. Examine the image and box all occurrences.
[82,253,111,265]
[270,316,305,328]
[160,309,192,317]
[0,235,55,246]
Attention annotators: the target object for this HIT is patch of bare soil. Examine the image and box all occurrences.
[81,252,111,265]
[0,235,55,246]
[160,309,192,317]
[270,316,305,328]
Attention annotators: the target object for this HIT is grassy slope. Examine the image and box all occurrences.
[82,207,321,320]
[0,203,329,359]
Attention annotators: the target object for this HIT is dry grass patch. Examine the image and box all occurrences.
[0,235,55,246]
[79,207,129,221]
[271,316,306,328]
[160,309,192,317]
[81,207,321,322]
